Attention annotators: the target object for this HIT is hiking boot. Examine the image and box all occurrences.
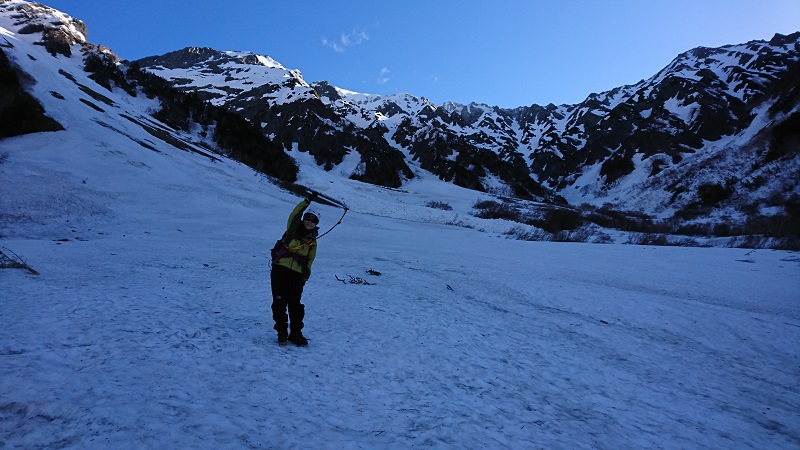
[277,332,288,346]
[288,333,308,346]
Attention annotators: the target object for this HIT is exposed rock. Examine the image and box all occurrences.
[5,2,87,57]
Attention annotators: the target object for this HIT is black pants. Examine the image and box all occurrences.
[270,265,305,335]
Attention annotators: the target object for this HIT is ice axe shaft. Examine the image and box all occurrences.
[317,207,347,239]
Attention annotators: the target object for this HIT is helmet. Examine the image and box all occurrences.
[303,209,320,224]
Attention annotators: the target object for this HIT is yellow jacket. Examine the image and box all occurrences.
[272,199,317,280]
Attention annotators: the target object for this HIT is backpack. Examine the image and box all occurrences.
[270,239,290,264]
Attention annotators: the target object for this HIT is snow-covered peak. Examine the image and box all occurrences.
[135,46,316,106]
[219,50,286,70]
[0,0,88,55]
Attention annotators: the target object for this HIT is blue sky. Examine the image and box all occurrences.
[43,0,799,108]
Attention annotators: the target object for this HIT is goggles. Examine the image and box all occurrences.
[303,213,319,224]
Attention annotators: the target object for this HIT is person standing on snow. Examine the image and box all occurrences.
[270,194,320,346]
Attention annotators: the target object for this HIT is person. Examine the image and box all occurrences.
[270,195,319,346]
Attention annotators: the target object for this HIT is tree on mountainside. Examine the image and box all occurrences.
[0,48,63,137]
[79,59,299,183]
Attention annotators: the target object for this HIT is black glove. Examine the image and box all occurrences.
[305,190,319,203]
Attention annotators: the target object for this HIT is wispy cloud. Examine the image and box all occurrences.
[377,67,391,84]
[322,29,369,53]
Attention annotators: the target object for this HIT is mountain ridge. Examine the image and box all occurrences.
[134,33,800,225]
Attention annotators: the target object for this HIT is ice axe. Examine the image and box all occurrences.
[296,185,348,239]
[292,184,348,210]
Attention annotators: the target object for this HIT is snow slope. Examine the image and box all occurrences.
[3,124,800,449]
[2,5,800,449]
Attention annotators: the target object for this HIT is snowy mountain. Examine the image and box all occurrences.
[136,34,800,236]
[1,2,799,448]
[137,47,315,107]
[1,0,798,248]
